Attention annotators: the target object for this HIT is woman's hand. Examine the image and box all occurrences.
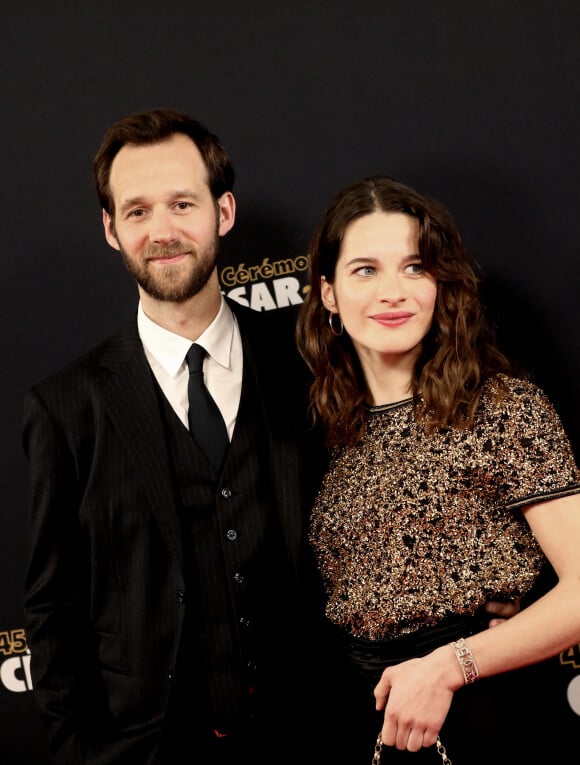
[373,646,462,751]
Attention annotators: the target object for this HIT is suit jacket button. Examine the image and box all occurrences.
[177,589,185,603]
[226,529,238,541]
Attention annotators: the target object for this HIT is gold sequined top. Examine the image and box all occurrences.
[310,375,580,641]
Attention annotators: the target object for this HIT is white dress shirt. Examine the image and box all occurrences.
[137,297,243,440]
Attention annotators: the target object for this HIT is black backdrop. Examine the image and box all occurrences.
[2,2,579,761]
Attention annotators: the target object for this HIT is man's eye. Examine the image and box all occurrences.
[175,201,193,211]
[128,209,146,218]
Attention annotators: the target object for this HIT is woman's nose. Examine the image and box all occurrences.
[378,271,405,302]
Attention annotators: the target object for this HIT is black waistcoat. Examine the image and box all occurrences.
[156,360,292,735]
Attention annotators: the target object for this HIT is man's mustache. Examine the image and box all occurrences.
[143,242,191,259]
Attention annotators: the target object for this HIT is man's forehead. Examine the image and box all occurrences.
[109,135,210,196]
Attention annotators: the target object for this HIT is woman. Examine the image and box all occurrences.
[296,175,580,763]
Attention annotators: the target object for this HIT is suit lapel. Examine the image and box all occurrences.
[98,320,184,570]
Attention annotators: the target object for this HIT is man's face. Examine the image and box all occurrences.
[103,133,235,303]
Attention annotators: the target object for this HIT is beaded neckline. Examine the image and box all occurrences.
[367,396,415,413]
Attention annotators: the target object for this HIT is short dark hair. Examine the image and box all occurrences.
[93,108,235,215]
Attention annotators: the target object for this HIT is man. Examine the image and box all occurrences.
[23,109,517,764]
[23,109,319,764]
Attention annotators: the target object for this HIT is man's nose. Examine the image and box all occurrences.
[148,208,179,243]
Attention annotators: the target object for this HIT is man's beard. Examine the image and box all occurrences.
[119,233,219,303]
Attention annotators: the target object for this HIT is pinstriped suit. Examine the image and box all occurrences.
[22,300,320,764]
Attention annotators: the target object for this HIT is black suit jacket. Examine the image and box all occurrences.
[22,301,320,764]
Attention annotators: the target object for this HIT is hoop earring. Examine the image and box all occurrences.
[328,311,344,336]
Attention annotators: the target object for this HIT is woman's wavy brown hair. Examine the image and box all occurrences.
[296,175,514,448]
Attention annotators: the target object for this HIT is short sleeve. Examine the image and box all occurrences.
[485,377,580,510]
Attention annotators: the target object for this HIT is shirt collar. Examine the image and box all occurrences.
[137,296,235,377]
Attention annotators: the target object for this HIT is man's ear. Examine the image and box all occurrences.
[103,210,120,251]
[321,276,338,312]
[217,192,236,236]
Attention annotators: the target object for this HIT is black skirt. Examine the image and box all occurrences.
[322,612,552,765]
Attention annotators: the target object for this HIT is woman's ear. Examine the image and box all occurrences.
[321,276,338,312]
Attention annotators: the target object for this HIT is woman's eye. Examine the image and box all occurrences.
[354,265,375,276]
[406,263,424,275]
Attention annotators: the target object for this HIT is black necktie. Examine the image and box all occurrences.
[185,344,229,472]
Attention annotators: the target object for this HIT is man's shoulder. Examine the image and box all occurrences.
[228,298,298,336]
[28,317,140,393]
[229,300,299,352]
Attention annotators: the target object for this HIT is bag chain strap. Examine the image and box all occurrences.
[373,732,453,764]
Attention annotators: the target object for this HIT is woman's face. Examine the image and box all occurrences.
[321,211,437,368]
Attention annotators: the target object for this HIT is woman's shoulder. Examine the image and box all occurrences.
[481,373,559,420]
[484,372,546,397]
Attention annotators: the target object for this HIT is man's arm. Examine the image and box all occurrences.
[22,387,91,762]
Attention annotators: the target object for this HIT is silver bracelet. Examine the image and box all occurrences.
[450,637,479,684]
